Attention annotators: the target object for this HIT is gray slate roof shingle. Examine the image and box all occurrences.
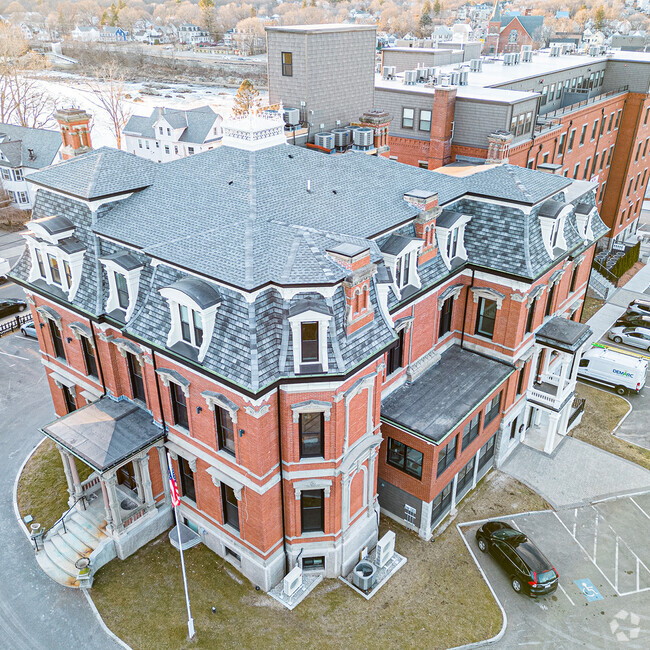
[123,106,221,144]
[0,123,61,170]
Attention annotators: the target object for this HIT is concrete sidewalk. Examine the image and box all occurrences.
[585,261,650,345]
[501,437,650,509]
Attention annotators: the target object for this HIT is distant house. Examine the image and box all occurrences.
[0,124,62,210]
[178,23,210,45]
[100,26,129,42]
[122,106,223,161]
[71,25,100,42]
[483,0,544,54]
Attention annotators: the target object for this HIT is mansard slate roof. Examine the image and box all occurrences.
[13,143,607,392]
[0,123,62,170]
[123,106,221,144]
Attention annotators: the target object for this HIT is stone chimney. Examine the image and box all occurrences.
[486,130,514,165]
[54,108,92,160]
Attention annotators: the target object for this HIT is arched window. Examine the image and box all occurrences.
[353,289,361,315]
[509,29,518,43]
[361,286,369,311]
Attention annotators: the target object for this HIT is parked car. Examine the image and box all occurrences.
[0,298,27,318]
[0,257,10,284]
[608,326,650,352]
[627,299,650,316]
[615,313,650,329]
[475,521,559,597]
[20,320,37,339]
[578,346,647,395]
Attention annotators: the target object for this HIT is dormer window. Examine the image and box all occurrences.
[538,200,572,258]
[288,299,333,374]
[159,277,221,362]
[435,210,472,270]
[574,202,597,240]
[24,215,85,301]
[100,252,145,321]
[379,234,423,299]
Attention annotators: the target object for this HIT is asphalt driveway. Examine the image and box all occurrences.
[460,493,650,648]
[0,331,122,649]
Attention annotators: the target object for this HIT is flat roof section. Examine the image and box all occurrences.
[266,24,376,33]
[381,345,515,444]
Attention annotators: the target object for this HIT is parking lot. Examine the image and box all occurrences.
[460,493,650,648]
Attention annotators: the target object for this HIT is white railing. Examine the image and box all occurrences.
[528,387,558,406]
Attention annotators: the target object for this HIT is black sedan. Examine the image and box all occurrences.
[616,313,650,329]
[476,521,559,597]
[0,298,27,319]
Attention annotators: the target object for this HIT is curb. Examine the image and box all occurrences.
[12,440,132,650]
[451,522,508,649]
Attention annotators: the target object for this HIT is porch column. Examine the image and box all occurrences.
[557,353,571,397]
[544,413,561,454]
[132,458,144,501]
[136,453,156,512]
[56,444,76,507]
[68,455,83,503]
[529,346,542,388]
[104,473,123,533]
[157,444,171,502]
[100,480,114,531]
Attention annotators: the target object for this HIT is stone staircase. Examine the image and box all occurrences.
[35,505,109,588]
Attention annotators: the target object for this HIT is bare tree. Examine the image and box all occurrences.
[84,64,132,149]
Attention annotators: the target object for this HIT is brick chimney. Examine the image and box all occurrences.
[326,243,376,336]
[54,108,92,160]
[408,191,441,265]
[428,86,457,169]
[486,130,513,165]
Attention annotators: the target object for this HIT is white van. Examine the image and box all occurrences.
[578,346,647,395]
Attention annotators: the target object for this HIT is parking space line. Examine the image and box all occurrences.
[552,511,620,596]
[0,350,29,361]
[615,538,619,592]
[557,583,575,606]
[593,510,598,561]
[630,497,650,521]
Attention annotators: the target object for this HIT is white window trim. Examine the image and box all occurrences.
[471,286,506,309]
[436,215,472,270]
[382,240,423,299]
[291,399,332,423]
[293,478,332,500]
[201,390,239,423]
[24,236,85,301]
[539,205,572,258]
[288,309,332,374]
[27,220,74,245]
[101,257,142,322]
[574,206,597,240]
[159,286,218,363]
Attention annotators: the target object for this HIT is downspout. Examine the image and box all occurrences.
[460,269,475,350]
[89,321,107,397]
[276,388,289,573]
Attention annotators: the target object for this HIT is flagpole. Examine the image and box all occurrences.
[167,452,195,639]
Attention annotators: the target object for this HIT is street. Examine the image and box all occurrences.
[0,330,121,649]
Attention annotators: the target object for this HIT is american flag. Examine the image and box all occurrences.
[168,461,181,507]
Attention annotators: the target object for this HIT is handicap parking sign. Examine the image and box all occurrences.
[574,578,604,602]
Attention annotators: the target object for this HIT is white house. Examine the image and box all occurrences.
[122,106,223,161]
[71,25,100,42]
[178,24,210,45]
[0,124,62,210]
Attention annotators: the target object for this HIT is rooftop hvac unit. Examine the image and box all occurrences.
[521,44,532,52]
[382,65,396,79]
[314,132,335,149]
[439,73,450,87]
[503,53,514,66]
[427,66,437,79]
[283,108,300,126]
[521,50,532,63]
[550,45,561,57]
[283,566,303,597]
[459,70,469,86]
[417,68,427,81]
[351,560,376,592]
[404,69,418,85]
[589,45,602,56]
[470,58,482,72]
[353,127,374,149]
[513,52,521,65]
[332,128,351,149]
[449,71,460,85]
[375,531,396,568]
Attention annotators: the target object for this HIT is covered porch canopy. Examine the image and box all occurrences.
[41,398,166,534]
[41,397,164,473]
[381,345,515,443]
[535,316,592,354]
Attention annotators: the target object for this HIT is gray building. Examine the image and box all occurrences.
[266,24,376,135]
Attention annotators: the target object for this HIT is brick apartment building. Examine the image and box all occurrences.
[266,24,650,248]
[12,106,606,589]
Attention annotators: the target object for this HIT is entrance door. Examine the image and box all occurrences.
[117,461,137,492]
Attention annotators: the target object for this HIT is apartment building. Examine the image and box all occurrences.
[122,106,223,161]
[11,108,605,589]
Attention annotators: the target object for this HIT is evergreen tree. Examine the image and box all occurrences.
[594,6,605,30]
[434,0,441,16]
[233,79,261,117]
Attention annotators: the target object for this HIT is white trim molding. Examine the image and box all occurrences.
[471,286,506,309]
[293,478,332,500]
[156,367,190,397]
[100,255,143,321]
[291,399,332,423]
[201,390,239,423]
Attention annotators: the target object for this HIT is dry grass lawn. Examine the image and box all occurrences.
[573,383,650,471]
[91,471,548,650]
[17,438,93,530]
[580,296,605,323]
